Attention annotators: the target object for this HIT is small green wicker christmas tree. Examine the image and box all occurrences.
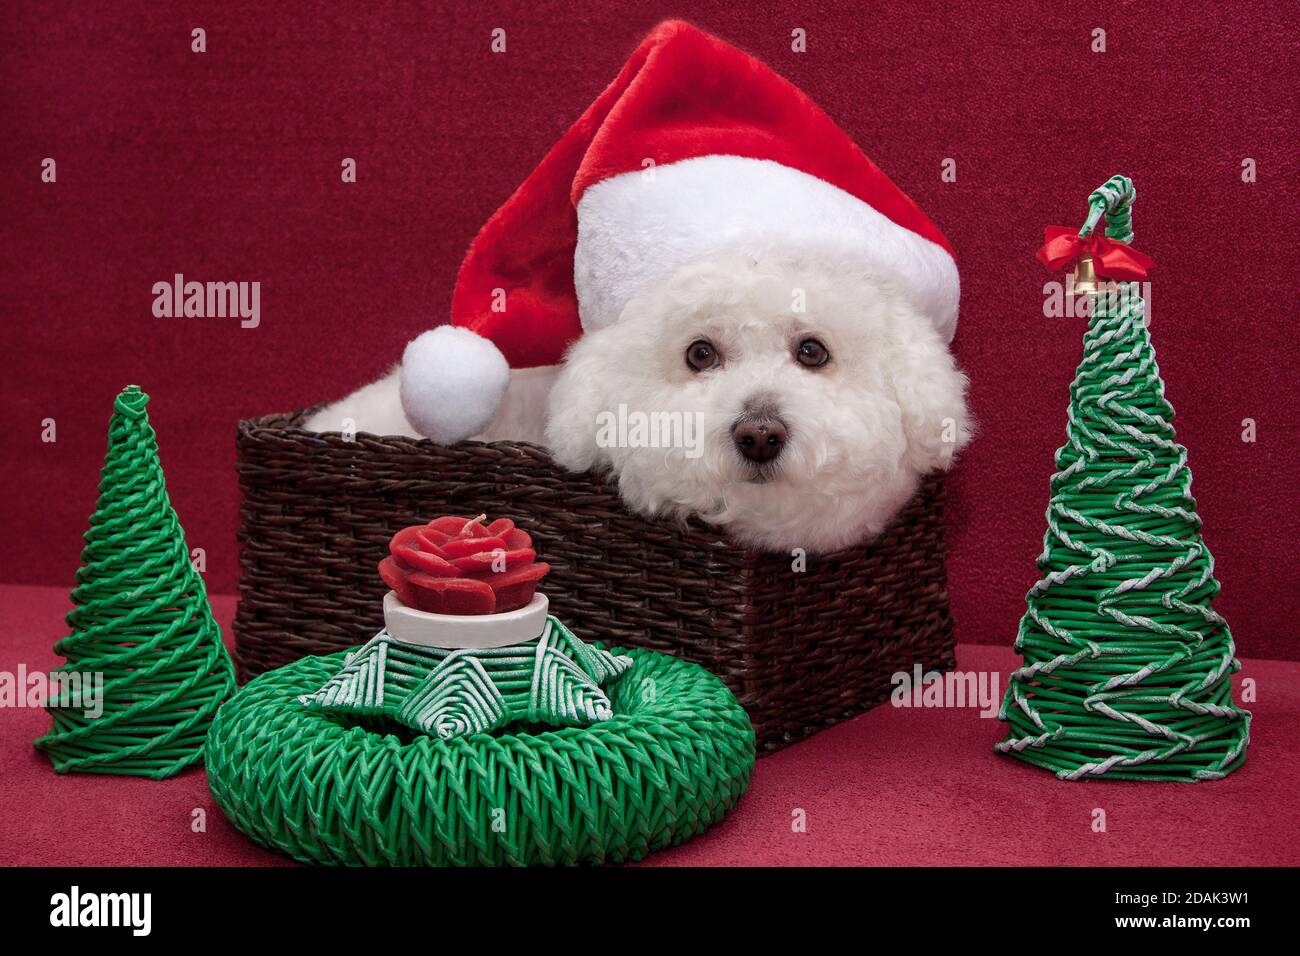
[996,176,1250,782]
[34,385,236,779]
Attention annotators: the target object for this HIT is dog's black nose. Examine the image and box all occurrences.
[732,416,787,464]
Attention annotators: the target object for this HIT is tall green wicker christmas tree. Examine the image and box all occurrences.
[34,385,236,779]
[996,175,1250,782]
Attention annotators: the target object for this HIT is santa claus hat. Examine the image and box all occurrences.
[402,19,958,443]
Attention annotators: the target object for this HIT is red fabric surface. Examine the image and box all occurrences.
[1,584,1295,866]
[2,3,1296,659]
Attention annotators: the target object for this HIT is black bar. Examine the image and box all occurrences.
[0,866,1283,939]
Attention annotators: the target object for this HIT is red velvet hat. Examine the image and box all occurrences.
[401,19,958,443]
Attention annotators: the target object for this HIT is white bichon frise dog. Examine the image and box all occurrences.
[307,250,970,554]
[544,253,970,553]
[305,21,973,555]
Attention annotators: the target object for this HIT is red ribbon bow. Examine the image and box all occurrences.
[1036,226,1154,280]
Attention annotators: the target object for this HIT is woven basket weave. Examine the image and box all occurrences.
[234,409,955,752]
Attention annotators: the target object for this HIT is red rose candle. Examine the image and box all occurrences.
[303,512,634,738]
[379,515,550,615]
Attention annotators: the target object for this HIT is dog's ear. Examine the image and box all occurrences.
[543,339,614,472]
[885,331,972,474]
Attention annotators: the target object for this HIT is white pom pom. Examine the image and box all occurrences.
[399,326,509,444]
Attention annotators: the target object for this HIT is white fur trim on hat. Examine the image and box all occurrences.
[399,326,509,444]
[574,155,960,342]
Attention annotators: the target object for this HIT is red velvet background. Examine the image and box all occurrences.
[3,2,1296,659]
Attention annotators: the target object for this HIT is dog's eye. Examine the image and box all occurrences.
[685,340,720,372]
[795,338,830,368]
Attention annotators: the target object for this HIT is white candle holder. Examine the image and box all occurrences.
[381,591,550,650]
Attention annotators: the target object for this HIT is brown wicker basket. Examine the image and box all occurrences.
[234,409,955,752]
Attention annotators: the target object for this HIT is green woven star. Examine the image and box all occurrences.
[299,617,632,739]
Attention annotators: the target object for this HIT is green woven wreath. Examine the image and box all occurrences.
[206,645,754,866]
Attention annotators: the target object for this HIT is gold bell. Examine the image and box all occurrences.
[1071,252,1100,296]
